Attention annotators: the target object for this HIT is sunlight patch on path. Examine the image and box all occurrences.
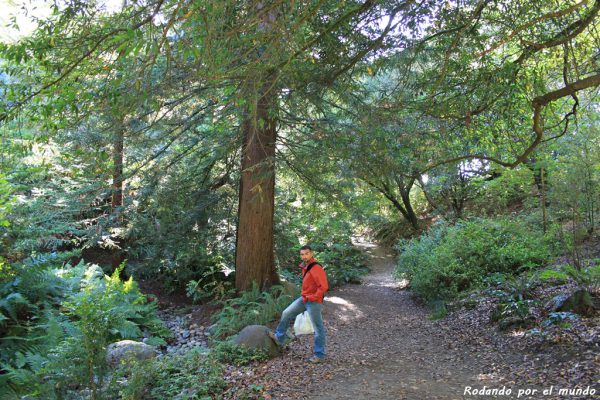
[324,296,364,321]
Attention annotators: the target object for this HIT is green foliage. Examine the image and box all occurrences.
[489,274,539,322]
[471,167,533,215]
[0,256,169,399]
[311,242,370,287]
[210,283,292,340]
[1,0,600,395]
[126,158,237,293]
[186,259,235,303]
[109,349,226,400]
[0,255,69,398]
[542,311,580,328]
[395,217,552,303]
[274,179,370,288]
[43,263,169,396]
[538,263,600,292]
[212,340,270,366]
[372,217,419,247]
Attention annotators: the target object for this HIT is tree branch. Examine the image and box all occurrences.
[419,72,600,176]
[1,0,165,123]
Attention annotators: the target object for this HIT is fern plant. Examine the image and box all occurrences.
[1,257,170,399]
[210,283,292,339]
[0,255,69,398]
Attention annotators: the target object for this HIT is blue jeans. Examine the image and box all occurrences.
[274,296,326,358]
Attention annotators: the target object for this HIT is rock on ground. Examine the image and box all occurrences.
[234,325,282,358]
[107,340,156,367]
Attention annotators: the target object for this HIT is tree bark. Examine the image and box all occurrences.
[366,177,420,231]
[541,166,547,233]
[111,122,125,271]
[235,74,280,292]
[397,178,420,231]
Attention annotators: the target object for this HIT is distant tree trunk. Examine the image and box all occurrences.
[417,175,438,212]
[111,122,125,271]
[445,171,469,219]
[366,177,420,232]
[235,73,280,292]
[397,177,420,231]
[450,193,465,219]
[541,166,547,233]
[526,158,550,232]
[111,42,128,272]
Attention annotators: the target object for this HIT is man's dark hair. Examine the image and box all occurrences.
[300,245,312,251]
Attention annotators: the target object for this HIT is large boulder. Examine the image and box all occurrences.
[233,325,281,358]
[107,340,156,367]
[545,293,571,312]
[557,289,597,317]
[547,290,597,317]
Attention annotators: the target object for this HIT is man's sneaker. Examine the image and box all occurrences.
[306,355,324,364]
[267,330,283,347]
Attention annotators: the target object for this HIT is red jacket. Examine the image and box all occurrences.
[300,258,329,304]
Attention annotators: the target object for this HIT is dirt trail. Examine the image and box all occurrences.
[305,242,490,399]
[261,242,520,400]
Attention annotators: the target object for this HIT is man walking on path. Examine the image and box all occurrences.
[269,245,329,363]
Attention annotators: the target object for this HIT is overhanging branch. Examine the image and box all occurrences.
[419,73,600,176]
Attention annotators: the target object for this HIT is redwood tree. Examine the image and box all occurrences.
[235,72,280,291]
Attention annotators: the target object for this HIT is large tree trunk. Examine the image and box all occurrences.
[235,74,280,292]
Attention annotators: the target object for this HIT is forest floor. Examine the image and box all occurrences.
[221,242,599,400]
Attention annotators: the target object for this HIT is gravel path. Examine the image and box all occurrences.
[250,242,599,400]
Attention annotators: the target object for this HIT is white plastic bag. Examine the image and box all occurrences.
[293,311,314,335]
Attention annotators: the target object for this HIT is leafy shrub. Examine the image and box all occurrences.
[185,258,235,303]
[43,263,169,397]
[140,248,235,295]
[125,161,237,293]
[109,348,226,400]
[0,257,169,399]
[310,242,370,287]
[212,340,270,366]
[538,263,600,293]
[395,217,551,304]
[470,167,533,215]
[210,283,292,339]
[372,217,420,246]
[489,274,539,322]
[273,189,370,288]
[0,255,74,399]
